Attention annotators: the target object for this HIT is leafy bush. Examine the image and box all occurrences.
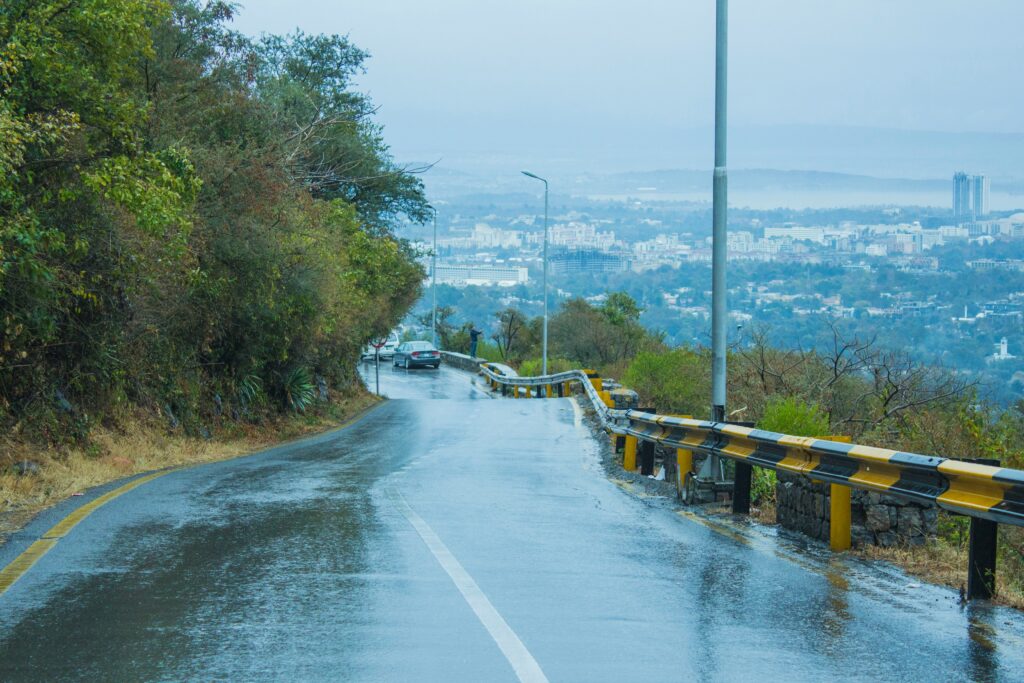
[751,398,832,505]
[518,357,575,377]
[757,397,831,436]
[623,348,710,416]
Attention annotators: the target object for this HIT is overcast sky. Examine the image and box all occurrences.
[231,1,1024,174]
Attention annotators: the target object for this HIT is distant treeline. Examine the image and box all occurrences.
[0,1,427,439]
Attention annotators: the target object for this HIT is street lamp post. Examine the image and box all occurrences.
[521,171,549,375]
[711,0,728,423]
[430,206,438,348]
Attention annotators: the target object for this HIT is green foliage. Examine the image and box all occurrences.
[749,397,832,507]
[0,0,427,441]
[623,348,710,416]
[549,293,663,370]
[519,357,575,377]
[751,468,778,507]
[281,367,316,413]
[237,375,266,410]
[757,397,831,436]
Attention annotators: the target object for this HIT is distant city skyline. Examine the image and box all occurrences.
[232,1,1024,178]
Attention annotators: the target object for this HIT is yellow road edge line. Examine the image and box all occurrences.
[42,471,169,540]
[0,471,175,597]
[0,539,58,595]
[0,400,386,597]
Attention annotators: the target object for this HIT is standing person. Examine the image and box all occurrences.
[469,325,482,358]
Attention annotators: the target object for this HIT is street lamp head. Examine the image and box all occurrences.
[521,170,546,182]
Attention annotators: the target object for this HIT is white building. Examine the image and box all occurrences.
[434,264,528,287]
[989,337,1015,363]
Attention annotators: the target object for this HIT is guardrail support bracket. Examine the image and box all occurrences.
[732,461,752,514]
[968,517,998,600]
[639,440,656,476]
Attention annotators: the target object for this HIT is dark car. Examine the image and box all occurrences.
[392,341,441,369]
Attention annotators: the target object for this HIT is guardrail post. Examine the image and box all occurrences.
[585,369,602,393]
[545,384,553,398]
[557,383,564,398]
[677,448,693,493]
[830,484,852,551]
[968,517,998,600]
[732,462,752,514]
[639,439,656,476]
[624,435,638,471]
[961,457,1001,601]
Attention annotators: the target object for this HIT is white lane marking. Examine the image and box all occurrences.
[387,488,549,683]
[569,396,584,429]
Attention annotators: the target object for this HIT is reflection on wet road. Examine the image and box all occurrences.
[0,367,1022,681]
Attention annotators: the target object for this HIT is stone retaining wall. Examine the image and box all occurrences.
[776,473,937,547]
[439,351,482,373]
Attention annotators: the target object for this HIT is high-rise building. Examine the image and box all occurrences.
[972,174,990,219]
[953,172,972,223]
[953,172,991,223]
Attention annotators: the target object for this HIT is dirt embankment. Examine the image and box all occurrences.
[0,391,379,545]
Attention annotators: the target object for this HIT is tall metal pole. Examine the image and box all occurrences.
[542,180,549,375]
[522,171,549,375]
[431,207,438,347]
[710,0,728,423]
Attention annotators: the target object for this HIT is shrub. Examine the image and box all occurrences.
[518,357,575,377]
[758,397,831,436]
[752,397,832,505]
[622,348,710,416]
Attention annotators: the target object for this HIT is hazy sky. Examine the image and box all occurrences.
[231,1,1024,174]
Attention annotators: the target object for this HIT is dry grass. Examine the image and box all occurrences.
[751,502,777,525]
[0,391,379,542]
[857,542,1024,610]
[746,501,1024,609]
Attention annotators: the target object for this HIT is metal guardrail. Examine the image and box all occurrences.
[476,361,1024,600]
[617,412,1024,527]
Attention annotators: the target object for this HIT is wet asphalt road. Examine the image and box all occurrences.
[1,362,1023,681]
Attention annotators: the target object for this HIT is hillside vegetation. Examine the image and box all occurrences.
[0,1,426,448]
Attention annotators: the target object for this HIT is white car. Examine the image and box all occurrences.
[362,333,400,360]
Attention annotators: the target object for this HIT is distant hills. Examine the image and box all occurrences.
[402,124,1024,208]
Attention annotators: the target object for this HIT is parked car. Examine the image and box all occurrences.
[362,333,400,360]
[392,341,441,369]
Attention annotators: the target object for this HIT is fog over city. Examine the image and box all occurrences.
[233,0,1024,185]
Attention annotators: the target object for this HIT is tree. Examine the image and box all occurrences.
[549,293,661,369]
[0,0,429,437]
[417,305,457,349]
[491,308,529,361]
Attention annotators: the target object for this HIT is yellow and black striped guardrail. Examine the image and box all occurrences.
[477,362,1023,601]
[616,412,1024,527]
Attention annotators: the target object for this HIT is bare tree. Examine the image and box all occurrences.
[492,308,527,361]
